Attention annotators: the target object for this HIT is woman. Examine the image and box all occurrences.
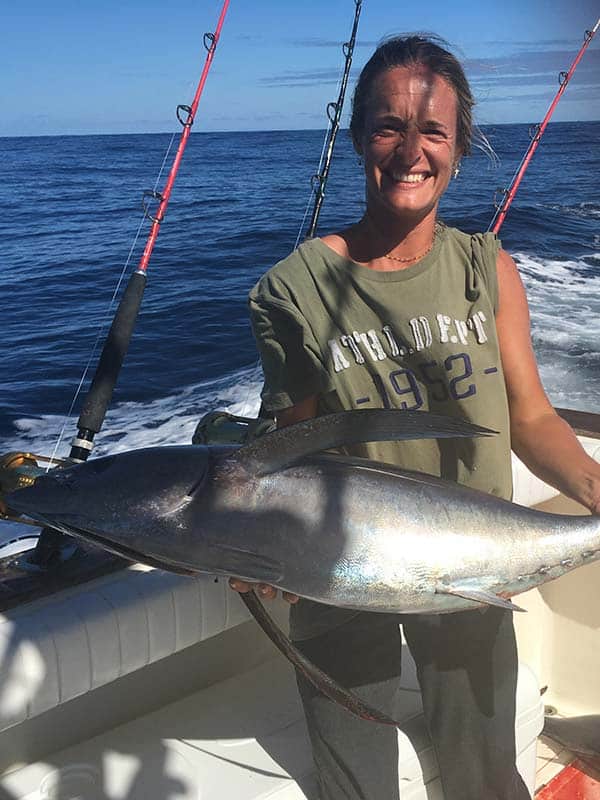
[231,36,600,799]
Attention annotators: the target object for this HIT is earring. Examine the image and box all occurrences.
[453,163,461,179]
[357,156,363,166]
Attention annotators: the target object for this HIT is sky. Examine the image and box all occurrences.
[2,0,599,136]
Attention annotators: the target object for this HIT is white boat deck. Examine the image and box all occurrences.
[535,734,576,791]
[0,624,542,799]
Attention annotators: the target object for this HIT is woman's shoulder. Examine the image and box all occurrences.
[250,238,331,303]
[438,224,503,310]
[319,232,350,257]
[442,224,501,255]
[442,225,502,277]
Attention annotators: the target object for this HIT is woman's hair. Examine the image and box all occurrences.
[350,35,479,158]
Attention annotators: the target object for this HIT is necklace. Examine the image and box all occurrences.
[384,240,433,264]
[382,221,443,264]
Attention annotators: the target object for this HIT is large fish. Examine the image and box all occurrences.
[7,408,600,726]
[6,409,600,614]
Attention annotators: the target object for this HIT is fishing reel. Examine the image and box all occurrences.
[0,452,68,526]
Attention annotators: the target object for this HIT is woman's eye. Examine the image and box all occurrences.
[372,126,399,138]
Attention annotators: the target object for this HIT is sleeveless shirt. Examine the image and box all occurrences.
[249,225,513,638]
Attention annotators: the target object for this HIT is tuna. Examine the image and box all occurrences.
[6,409,600,615]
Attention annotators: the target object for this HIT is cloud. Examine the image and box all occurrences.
[470,38,577,50]
[289,38,346,48]
[485,83,600,103]
[471,70,598,90]
[260,67,361,88]
[466,47,600,76]
[259,39,600,116]
[287,37,380,48]
[465,46,599,106]
[235,33,268,43]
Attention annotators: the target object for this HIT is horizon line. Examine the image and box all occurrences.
[1,120,599,140]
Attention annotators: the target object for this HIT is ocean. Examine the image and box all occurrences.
[1,123,599,549]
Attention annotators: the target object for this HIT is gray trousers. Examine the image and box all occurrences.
[294,607,532,800]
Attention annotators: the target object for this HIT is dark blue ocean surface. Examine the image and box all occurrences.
[1,124,599,467]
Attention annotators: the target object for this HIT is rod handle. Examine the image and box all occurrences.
[78,270,147,434]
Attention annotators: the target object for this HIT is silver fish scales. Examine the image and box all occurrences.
[6,409,600,615]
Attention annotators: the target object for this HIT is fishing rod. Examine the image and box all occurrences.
[29,1,231,567]
[488,18,599,234]
[305,0,362,239]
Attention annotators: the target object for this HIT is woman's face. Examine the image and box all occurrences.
[357,65,460,225]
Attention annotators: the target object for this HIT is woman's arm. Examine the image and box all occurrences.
[229,394,319,602]
[496,249,600,512]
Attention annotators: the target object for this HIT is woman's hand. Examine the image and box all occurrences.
[229,578,299,604]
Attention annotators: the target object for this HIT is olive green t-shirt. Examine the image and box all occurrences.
[249,224,513,638]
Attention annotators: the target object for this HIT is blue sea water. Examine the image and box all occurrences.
[0,124,599,550]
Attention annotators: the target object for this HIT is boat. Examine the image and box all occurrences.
[0,414,599,798]
[1,7,599,799]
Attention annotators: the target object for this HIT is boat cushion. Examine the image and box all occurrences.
[0,568,249,733]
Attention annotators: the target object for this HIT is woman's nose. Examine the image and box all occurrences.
[395,128,422,165]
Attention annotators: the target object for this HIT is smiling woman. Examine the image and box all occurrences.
[361,67,456,220]
[231,32,600,800]
[351,65,459,255]
[324,35,480,266]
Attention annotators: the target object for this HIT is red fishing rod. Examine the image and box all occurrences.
[31,1,230,567]
[138,1,230,272]
[73,0,230,460]
[488,18,599,234]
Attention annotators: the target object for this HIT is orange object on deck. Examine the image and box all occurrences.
[537,760,600,799]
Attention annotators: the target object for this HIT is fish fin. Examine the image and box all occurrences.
[437,585,526,613]
[204,542,284,584]
[234,409,497,476]
[240,591,399,726]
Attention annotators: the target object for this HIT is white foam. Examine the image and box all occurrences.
[514,252,600,411]
[1,364,265,550]
[542,203,600,220]
[5,364,264,459]
[513,253,600,352]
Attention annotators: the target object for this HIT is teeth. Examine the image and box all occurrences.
[393,173,427,183]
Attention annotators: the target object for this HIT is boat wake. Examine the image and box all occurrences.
[1,365,264,551]
[7,364,263,459]
[513,252,600,412]
[542,202,600,220]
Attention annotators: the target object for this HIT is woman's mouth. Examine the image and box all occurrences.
[389,171,431,185]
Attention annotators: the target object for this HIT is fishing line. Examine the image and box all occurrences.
[46,132,179,469]
[237,102,341,414]
[294,125,333,251]
[68,6,229,462]
[26,1,232,569]
[239,3,363,417]
[237,88,336,417]
[238,60,342,416]
[305,0,362,240]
